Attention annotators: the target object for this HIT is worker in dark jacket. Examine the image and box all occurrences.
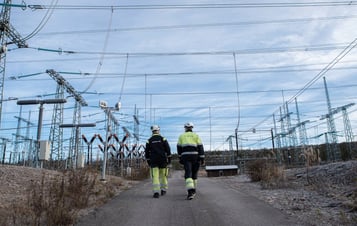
[145,125,172,198]
[177,122,204,200]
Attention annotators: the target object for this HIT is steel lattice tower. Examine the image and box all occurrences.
[46,69,88,167]
[342,104,356,158]
[273,113,281,149]
[0,0,27,127]
[295,98,310,147]
[69,102,81,161]
[285,102,297,149]
[341,104,355,158]
[49,83,65,161]
[322,77,340,161]
[278,106,287,148]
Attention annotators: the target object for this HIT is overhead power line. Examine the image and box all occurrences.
[28,42,350,56]
[37,15,357,36]
[249,38,357,130]
[27,2,357,10]
[287,38,357,103]
[7,62,357,80]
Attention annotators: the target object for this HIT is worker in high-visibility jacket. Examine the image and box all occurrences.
[145,125,172,198]
[177,122,205,200]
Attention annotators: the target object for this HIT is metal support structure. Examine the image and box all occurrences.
[278,106,287,148]
[99,100,120,181]
[0,0,27,127]
[322,77,340,161]
[49,82,65,162]
[341,104,355,158]
[133,105,140,142]
[82,134,96,165]
[295,98,310,148]
[0,137,10,163]
[285,102,296,149]
[46,69,88,165]
[60,123,96,169]
[234,128,239,160]
[17,99,67,168]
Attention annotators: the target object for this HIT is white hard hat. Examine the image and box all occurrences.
[184,122,194,128]
[151,125,160,131]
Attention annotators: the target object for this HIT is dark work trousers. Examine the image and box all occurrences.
[183,159,200,180]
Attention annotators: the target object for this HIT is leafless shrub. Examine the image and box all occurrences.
[5,168,99,226]
[124,164,150,181]
[246,159,287,189]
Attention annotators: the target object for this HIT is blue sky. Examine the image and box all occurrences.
[1,0,357,155]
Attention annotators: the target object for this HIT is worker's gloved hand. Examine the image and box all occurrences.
[199,158,205,166]
[146,160,151,166]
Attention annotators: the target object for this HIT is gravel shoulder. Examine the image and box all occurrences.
[215,160,357,226]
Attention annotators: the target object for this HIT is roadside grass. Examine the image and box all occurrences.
[0,166,147,226]
[245,159,287,189]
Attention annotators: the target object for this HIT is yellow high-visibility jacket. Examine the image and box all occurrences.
[177,131,204,160]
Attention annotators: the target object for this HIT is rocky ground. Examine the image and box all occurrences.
[217,160,357,226]
[0,160,356,226]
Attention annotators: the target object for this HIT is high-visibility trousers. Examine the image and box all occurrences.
[151,167,169,193]
[183,160,200,191]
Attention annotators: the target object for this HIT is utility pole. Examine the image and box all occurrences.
[99,100,121,181]
[0,1,27,127]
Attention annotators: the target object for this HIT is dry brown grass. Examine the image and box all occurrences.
[0,166,139,226]
[246,159,287,189]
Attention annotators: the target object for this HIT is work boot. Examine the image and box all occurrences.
[161,190,166,196]
[187,189,195,200]
[153,192,160,198]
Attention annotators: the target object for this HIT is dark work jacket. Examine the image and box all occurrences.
[145,134,171,168]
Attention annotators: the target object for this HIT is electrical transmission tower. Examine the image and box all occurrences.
[295,98,310,147]
[0,0,27,127]
[46,69,88,166]
[272,114,281,149]
[278,106,287,148]
[285,102,297,149]
[341,103,355,158]
[321,77,340,161]
[322,103,355,159]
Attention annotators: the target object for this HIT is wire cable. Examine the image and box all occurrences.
[287,38,357,103]
[28,2,357,10]
[37,15,357,36]
[22,0,58,41]
[81,7,114,93]
[118,54,129,102]
[233,53,240,131]
[27,42,350,56]
[249,38,357,131]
